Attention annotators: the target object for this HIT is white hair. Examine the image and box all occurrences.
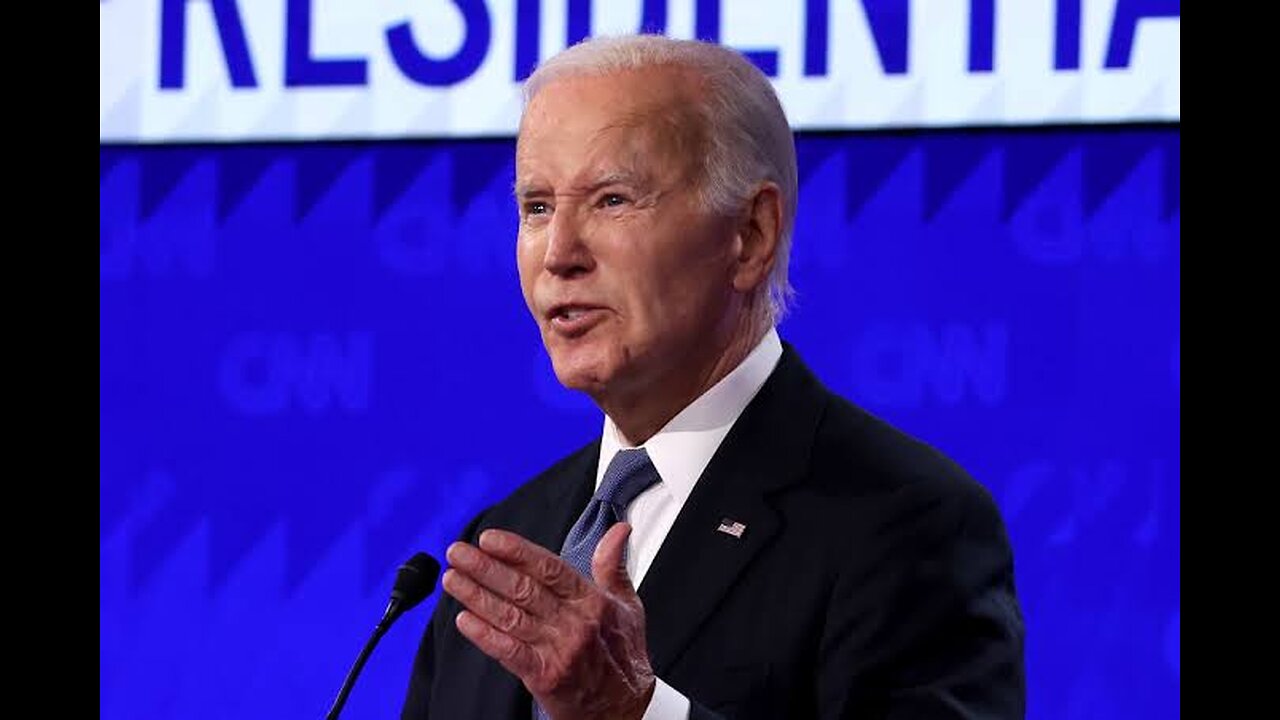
[522,34,799,323]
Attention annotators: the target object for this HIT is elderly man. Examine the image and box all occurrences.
[402,35,1024,720]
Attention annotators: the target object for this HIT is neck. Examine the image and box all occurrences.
[601,309,769,446]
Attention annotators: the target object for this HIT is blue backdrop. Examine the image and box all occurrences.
[100,126,1180,718]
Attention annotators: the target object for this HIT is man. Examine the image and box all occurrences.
[402,34,1024,720]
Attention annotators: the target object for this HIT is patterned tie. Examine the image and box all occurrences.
[533,447,660,720]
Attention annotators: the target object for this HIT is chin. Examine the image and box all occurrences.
[546,342,619,395]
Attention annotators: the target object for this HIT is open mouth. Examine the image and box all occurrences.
[547,305,607,335]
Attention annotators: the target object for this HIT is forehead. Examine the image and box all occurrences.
[516,68,704,179]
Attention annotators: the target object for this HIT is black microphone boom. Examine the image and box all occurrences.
[325,552,441,720]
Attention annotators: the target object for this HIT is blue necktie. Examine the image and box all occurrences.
[533,448,660,720]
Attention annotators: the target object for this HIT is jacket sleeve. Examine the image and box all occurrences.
[817,479,1026,719]
[400,508,491,720]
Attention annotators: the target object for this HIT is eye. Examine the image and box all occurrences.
[524,201,550,216]
[600,193,627,208]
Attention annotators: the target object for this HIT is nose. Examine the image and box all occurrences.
[543,206,593,278]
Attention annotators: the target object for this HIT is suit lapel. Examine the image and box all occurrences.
[638,345,828,674]
[526,442,600,553]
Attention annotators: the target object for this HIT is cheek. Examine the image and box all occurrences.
[600,215,732,328]
[515,233,542,298]
[653,245,728,302]
[615,264,699,338]
[515,228,538,265]
[658,270,734,337]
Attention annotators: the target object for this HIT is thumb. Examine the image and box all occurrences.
[592,522,635,595]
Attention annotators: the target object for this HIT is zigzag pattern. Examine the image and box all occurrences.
[100,127,1179,720]
[101,130,1178,233]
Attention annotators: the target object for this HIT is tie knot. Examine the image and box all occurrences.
[597,448,660,510]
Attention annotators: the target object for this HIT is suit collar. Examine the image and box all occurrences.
[595,328,785,513]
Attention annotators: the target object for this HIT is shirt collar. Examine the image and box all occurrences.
[596,328,784,507]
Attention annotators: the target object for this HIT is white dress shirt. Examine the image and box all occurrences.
[593,328,783,720]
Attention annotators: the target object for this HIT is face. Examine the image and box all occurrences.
[515,69,744,403]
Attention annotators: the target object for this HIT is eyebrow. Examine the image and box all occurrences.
[514,171,646,201]
[574,171,645,195]
[512,181,546,200]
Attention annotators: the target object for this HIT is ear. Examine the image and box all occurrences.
[731,182,784,295]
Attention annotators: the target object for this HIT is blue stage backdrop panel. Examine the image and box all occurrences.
[100,127,1179,719]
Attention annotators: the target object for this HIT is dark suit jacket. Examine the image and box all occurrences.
[402,344,1025,719]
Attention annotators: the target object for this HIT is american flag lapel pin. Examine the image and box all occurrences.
[716,518,747,539]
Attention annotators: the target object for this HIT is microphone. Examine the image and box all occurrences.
[326,552,441,720]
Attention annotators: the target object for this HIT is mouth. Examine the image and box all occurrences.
[546,304,608,336]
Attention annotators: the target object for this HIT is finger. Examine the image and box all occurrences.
[441,569,544,643]
[477,529,593,599]
[446,541,562,617]
[592,522,636,597]
[455,610,543,680]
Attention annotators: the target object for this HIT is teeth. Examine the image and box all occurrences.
[561,309,581,320]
